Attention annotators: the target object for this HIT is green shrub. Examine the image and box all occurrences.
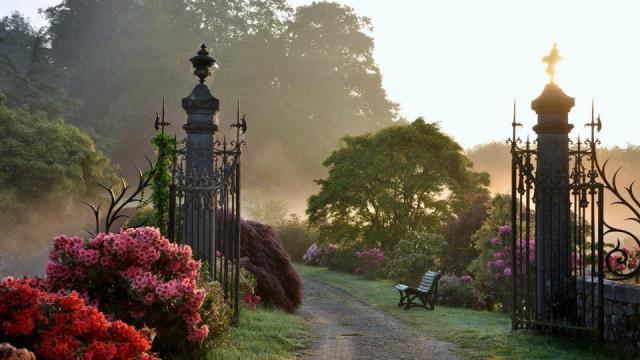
[125,206,157,228]
[437,275,485,309]
[275,214,318,262]
[326,247,358,273]
[384,231,443,285]
[150,133,176,235]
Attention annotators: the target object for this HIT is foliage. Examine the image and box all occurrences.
[43,0,397,199]
[326,247,358,273]
[0,12,80,118]
[354,248,384,279]
[126,206,157,228]
[274,214,318,262]
[197,281,231,341]
[437,274,484,309]
[384,231,444,285]
[441,194,489,274]
[45,227,217,357]
[307,118,489,252]
[0,277,158,360]
[150,133,175,235]
[240,219,303,312]
[0,94,112,222]
[302,244,336,266]
[0,92,113,274]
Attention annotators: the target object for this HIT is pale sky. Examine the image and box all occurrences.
[3,0,640,148]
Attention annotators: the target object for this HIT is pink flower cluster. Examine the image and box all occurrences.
[498,225,512,236]
[354,248,384,275]
[488,225,535,281]
[46,227,210,343]
[303,243,337,266]
[607,247,640,276]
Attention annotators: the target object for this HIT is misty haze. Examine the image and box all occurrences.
[1,1,640,359]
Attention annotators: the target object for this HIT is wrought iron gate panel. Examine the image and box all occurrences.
[168,113,246,324]
[510,113,605,338]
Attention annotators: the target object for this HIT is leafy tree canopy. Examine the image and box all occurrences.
[0,92,113,225]
[306,118,490,251]
[0,12,79,118]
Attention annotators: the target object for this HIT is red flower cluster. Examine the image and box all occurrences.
[0,277,158,360]
[242,292,261,311]
[46,227,209,344]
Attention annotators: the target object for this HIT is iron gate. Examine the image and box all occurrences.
[510,109,605,337]
[168,110,246,323]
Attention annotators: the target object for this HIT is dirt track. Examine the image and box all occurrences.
[299,275,460,360]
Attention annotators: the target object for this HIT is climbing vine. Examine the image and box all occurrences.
[150,133,175,235]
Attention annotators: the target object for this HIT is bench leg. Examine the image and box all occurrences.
[404,294,421,310]
[397,290,407,307]
[404,293,434,310]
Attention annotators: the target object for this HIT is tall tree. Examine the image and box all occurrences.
[43,1,398,202]
[0,12,79,118]
[441,194,489,274]
[307,118,489,252]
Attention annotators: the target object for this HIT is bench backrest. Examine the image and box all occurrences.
[417,271,441,293]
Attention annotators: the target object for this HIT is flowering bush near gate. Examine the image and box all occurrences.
[46,226,224,357]
[0,277,158,360]
[469,223,536,311]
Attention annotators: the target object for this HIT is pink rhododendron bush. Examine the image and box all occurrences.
[354,248,384,279]
[469,222,535,311]
[45,227,230,357]
[0,277,158,360]
[302,243,337,266]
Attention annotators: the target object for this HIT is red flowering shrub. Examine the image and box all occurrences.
[0,277,157,360]
[46,227,212,356]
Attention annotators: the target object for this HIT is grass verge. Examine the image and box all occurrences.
[295,263,627,360]
[208,307,313,360]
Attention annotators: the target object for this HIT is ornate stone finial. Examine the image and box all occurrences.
[542,43,562,83]
[189,44,216,84]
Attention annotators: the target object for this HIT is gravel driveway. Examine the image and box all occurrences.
[299,275,461,360]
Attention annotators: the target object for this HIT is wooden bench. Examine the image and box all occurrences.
[394,271,441,310]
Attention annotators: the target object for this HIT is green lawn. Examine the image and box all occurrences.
[295,264,626,360]
[208,307,313,360]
